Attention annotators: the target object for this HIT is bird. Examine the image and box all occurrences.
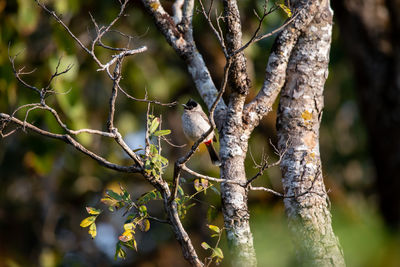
[181,99,221,166]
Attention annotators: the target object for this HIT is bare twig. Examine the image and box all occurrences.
[97,47,148,72]
[181,165,242,185]
[107,59,121,132]
[148,215,170,224]
[0,113,141,173]
[160,136,186,148]
[245,138,289,186]
[198,0,227,57]
[45,56,74,91]
[232,11,299,56]
[8,48,41,96]
[118,85,177,107]
[145,102,151,157]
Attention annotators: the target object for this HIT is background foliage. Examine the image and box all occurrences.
[1,0,399,266]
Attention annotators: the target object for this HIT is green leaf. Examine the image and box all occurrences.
[177,185,184,197]
[150,144,158,155]
[207,206,218,223]
[194,179,202,192]
[207,224,220,233]
[212,247,224,259]
[153,129,171,136]
[159,155,168,165]
[115,242,127,260]
[149,117,160,135]
[210,186,220,195]
[80,216,96,228]
[137,190,161,205]
[186,203,196,210]
[139,205,147,216]
[106,189,122,201]
[86,207,101,215]
[201,242,211,250]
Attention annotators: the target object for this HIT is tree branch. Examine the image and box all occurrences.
[140,0,227,129]
[0,113,141,173]
[243,0,321,132]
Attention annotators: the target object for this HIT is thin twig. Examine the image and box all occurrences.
[232,10,299,57]
[198,0,227,57]
[118,85,177,107]
[0,113,141,173]
[181,165,242,185]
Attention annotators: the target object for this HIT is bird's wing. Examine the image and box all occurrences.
[200,110,218,142]
[200,110,211,125]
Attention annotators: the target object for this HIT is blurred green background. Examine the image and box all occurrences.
[1,0,399,266]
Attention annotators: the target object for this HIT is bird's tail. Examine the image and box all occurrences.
[204,140,221,166]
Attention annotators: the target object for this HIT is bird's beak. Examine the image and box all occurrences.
[182,104,188,109]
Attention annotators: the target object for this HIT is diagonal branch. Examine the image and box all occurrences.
[141,0,227,129]
[0,113,141,173]
[243,0,321,133]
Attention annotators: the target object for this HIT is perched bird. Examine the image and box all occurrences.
[181,99,221,166]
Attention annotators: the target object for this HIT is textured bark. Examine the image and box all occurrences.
[219,107,255,267]
[333,0,400,229]
[223,0,251,96]
[219,2,257,266]
[277,0,345,266]
[141,0,227,130]
[243,0,322,132]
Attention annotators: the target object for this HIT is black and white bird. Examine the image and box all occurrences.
[181,99,221,166]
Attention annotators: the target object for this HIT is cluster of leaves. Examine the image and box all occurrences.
[80,181,224,262]
[201,225,225,266]
[143,116,170,179]
[115,205,150,259]
[80,207,102,239]
[79,186,160,259]
[175,178,219,219]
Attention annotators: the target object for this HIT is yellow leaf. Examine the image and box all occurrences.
[279,3,292,17]
[194,179,202,191]
[86,207,101,215]
[212,247,224,259]
[80,216,96,228]
[139,219,150,232]
[88,223,97,238]
[101,197,118,207]
[124,223,136,232]
[133,239,138,251]
[207,224,220,233]
[119,230,133,242]
[201,242,211,250]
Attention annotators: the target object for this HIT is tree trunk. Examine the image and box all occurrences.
[277,0,345,266]
[333,0,400,229]
[220,104,256,267]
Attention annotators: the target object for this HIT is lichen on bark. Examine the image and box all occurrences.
[277,0,345,266]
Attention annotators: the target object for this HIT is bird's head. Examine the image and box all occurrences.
[182,99,199,110]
